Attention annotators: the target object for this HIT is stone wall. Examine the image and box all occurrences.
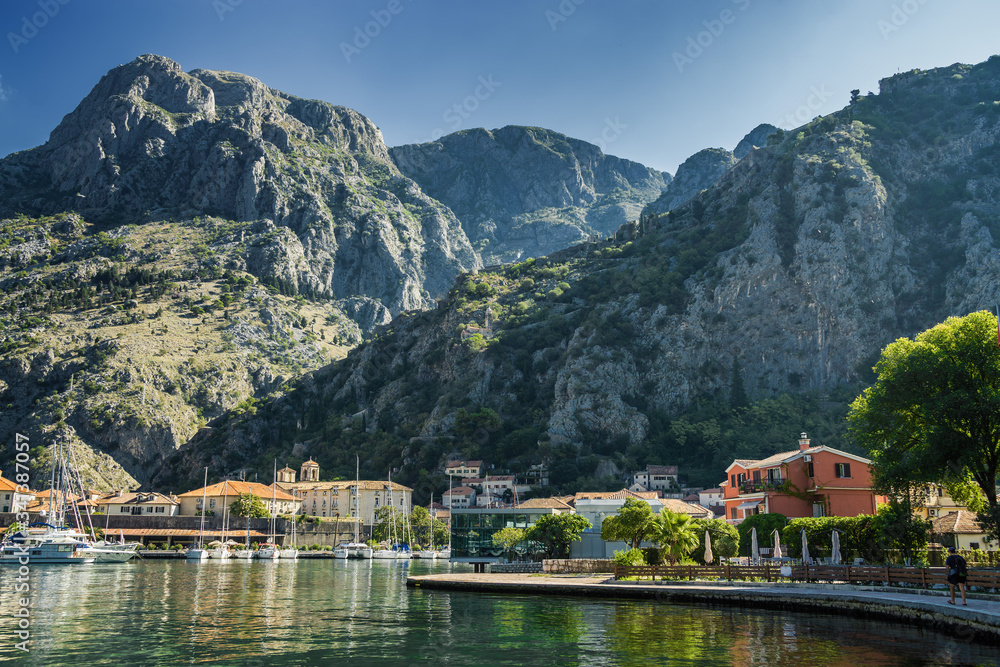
[543,558,615,574]
[489,562,543,574]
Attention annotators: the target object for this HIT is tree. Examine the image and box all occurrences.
[848,311,1000,542]
[736,513,787,557]
[229,493,270,518]
[654,510,700,565]
[492,526,526,562]
[689,518,739,563]
[525,513,591,558]
[600,497,657,550]
[850,89,861,104]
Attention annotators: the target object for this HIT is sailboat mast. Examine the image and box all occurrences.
[198,467,208,548]
[355,455,360,543]
[271,460,276,544]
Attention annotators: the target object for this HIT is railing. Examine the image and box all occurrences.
[613,563,1000,590]
[738,479,785,494]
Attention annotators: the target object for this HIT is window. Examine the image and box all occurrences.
[970,542,980,550]
[731,474,736,488]
[752,470,761,482]
[155,506,165,513]
[120,507,130,513]
[835,463,852,478]
[807,462,814,478]
[730,507,737,520]
[209,499,216,508]
[374,496,379,507]
[767,468,781,481]
[812,503,825,517]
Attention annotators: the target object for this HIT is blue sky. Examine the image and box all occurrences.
[0,0,998,174]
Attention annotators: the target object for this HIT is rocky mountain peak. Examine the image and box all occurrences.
[390,125,669,264]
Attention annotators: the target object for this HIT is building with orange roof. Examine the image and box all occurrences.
[721,432,884,524]
[92,490,180,517]
[0,471,34,514]
[274,461,412,524]
[177,480,300,517]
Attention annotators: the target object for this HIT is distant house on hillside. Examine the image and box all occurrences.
[630,465,680,494]
[446,460,483,478]
[443,486,476,508]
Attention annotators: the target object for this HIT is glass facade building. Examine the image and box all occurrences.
[449,507,559,560]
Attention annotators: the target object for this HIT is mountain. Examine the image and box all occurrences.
[156,56,1000,494]
[0,54,480,327]
[642,124,778,217]
[0,55,677,490]
[390,126,670,265]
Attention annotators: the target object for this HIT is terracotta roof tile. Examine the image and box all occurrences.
[931,510,984,535]
[517,497,574,510]
[177,480,297,502]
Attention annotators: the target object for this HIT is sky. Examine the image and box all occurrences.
[0,0,998,175]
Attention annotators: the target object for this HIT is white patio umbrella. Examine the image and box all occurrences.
[831,529,842,565]
[704,530,714,565]
[801,529,810,564]
[772,529,782,559]
[750,527,759,563]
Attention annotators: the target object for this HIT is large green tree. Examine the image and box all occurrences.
[848,311,1000,541]
[525,513,591,558]
[229,493,270,518]
[599,497,657,550]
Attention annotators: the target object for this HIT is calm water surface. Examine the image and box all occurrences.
[0,559,995,666]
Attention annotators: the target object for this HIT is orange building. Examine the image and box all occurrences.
[721,433,883,524]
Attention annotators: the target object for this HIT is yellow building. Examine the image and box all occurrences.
[275,461,411,524]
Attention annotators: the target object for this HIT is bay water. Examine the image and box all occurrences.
[0,559,994,666]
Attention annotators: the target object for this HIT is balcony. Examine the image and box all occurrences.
[738,478,785,495]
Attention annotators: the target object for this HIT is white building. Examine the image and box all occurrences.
[443,486,476,508]
[632,465,680,493]
[93,490,180,516]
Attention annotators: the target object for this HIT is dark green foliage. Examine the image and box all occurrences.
[689,518,739,563]
[736,513,788,557]
[525,513,591,558]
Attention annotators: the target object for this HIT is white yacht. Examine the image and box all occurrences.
[0,526,96,565]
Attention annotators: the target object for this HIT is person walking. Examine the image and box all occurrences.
[945,546,968,606]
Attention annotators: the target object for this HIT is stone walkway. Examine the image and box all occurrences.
[407,573,1000,639]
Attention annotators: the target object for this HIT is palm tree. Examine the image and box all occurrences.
[655,509,700,565]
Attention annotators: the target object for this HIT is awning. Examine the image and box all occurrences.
[736,500,762,511]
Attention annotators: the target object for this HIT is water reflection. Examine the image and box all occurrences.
[0,560,996,666]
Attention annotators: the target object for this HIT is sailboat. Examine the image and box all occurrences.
[279,512,299,559]
[373,470,408,560]
[345,456,373,559]
[186,467,210,560]
[209,491,232,559]
[254,462,279,560]
[414,495,437,559]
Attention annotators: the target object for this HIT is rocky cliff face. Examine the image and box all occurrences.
[160,56,1000,491]
[390,126,669,264]
[0,54,480,324]
[643,124,779,216]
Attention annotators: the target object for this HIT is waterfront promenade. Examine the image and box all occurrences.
[407,572,1000,642]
